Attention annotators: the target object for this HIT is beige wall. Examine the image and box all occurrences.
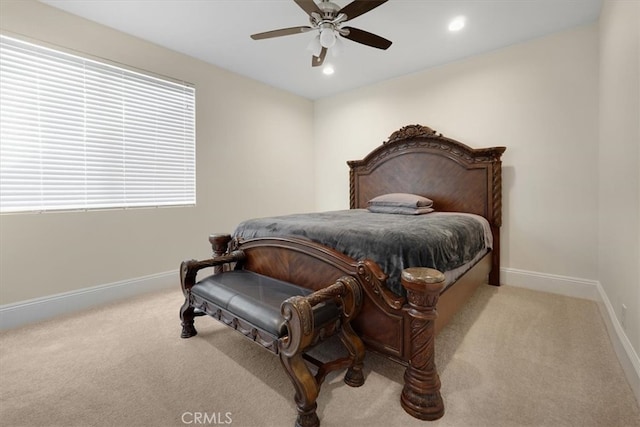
[598,0,640,356]
[0,1,315,304]
[314,24,600,282]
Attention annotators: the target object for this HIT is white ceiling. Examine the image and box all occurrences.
[40,0,602,100]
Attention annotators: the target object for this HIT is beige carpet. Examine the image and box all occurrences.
[1,284,638,427]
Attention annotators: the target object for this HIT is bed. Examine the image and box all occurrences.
[210,124,505,420]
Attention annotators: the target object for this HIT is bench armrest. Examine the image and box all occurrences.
[304,278,362,320]
[279,276,363,357]
[179,250,246,293]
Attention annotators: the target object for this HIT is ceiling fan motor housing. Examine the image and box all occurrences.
[319,1,341,16]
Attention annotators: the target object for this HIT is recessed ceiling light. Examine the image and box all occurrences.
[323,65,334,75]
[448,16,466,32]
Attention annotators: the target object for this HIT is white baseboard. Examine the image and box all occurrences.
[500,267,640,406]
[0,270,178,330]
[500,267,599,300]
[595,281,640,406]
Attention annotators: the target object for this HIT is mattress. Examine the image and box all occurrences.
[233,210,492,296]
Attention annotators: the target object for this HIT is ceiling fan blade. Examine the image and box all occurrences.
[339,0,389,22]
[312,47,327,67]
[294,0,322,16]
[250,26,313,40]
[341,26,392,50]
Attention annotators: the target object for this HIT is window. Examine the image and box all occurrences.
[0,35,196,213]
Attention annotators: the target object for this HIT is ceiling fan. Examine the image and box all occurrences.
[250,0,392,67]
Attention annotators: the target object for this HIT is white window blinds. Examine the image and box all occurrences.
[0,35,196,213]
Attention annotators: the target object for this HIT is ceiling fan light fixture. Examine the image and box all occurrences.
[307,35,322,57]
[319,26,337,48]
[322,65,334,75]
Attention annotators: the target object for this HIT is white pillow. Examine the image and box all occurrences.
[368,193,433,208]
[367,205,434,215]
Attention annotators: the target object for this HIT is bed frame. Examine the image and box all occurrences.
[210,124,505,420]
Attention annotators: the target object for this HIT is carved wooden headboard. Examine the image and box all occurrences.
[347,124,506,285]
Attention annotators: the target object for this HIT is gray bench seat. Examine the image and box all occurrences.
[191,270,340,337]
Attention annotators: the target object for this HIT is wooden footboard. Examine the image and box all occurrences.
[208,234,489,421]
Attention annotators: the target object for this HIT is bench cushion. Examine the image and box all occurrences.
[191,270,341,337]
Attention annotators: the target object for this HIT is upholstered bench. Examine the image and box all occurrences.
[179,248,365,427]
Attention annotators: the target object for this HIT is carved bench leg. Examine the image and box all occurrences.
[400,268,446,420]
[280,352,320,427]
[180,300,198,338]
[340,322,366,387]
[279,297,321,427]
[179,260,198,339]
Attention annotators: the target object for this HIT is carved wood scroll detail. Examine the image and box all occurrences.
[281,296,314,341]
[356,260,405,310]
[385,124,441,143]
[356,136,504,168]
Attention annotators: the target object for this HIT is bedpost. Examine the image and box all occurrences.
[209,234,231,274]
[489,151,504,286]
[489,227,501,286]
[400,267,446,420]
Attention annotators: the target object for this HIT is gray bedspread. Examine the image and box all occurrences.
[233,210,492,296]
